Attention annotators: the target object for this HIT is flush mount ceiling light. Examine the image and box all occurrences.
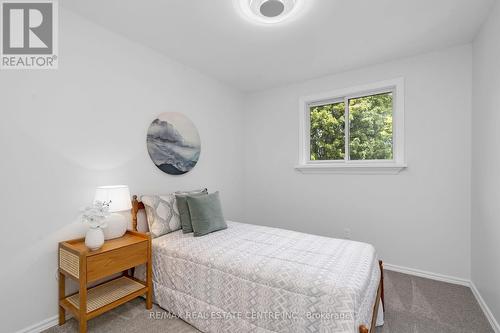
[238,0,303,24]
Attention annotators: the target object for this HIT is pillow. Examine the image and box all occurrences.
[175,188,208,233]
[136,209,149,233]
[175,188,208,196]
[176,189,208,233]
[187,191,227,237]
[141,194,180,238]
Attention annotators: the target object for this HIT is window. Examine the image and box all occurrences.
[297,79,406,174]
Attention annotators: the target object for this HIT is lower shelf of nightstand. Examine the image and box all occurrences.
[61,276,147,319]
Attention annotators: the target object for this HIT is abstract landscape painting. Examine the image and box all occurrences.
[147,112,201,175]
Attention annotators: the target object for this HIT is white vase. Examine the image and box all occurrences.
[102,213,127,240]
[85,226,104,251]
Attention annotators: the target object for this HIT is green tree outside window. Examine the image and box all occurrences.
[310,92,393,161]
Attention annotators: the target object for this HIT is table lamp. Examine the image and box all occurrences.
[94,185,132,240]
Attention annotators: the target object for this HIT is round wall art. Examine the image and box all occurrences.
[147,112,201,175]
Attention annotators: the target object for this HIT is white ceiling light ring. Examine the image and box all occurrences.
[239,0,303,24]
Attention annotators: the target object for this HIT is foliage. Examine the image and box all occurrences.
[310,102,345,160]
[349,93,393,160]
[310,93,393,161]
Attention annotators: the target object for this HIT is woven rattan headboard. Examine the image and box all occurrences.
[131,195,144,232]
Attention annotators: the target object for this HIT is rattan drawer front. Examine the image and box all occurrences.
[66,277,145,313]
[60,248,79,278]
[87,241,147,282]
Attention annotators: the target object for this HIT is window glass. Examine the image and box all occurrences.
[310,101,345,161]
[349,92,393,160]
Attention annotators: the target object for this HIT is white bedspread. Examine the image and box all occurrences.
[139,221,381,333]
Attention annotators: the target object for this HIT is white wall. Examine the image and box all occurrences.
[243,45,472,280]
[0,9,245,333]
[472,0,500,326]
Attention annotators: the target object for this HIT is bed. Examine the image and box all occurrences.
[132,196,384,333]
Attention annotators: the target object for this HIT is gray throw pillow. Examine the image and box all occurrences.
[187,192,227,237]
[176,188,208,233]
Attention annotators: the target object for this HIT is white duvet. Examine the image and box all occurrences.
[138,221,382,333]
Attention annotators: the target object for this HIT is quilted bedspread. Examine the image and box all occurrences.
[139,221,381,333]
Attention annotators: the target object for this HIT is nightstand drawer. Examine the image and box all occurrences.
[87,241,148,282]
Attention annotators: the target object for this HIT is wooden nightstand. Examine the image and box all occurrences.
[58,231,152,333]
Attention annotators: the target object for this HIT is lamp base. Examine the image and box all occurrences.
[103,213,127,240]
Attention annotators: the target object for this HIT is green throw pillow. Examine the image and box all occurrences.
[176,189,207,233]
[187,192,227,237]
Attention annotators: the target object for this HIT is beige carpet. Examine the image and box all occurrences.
[45,270,493,333]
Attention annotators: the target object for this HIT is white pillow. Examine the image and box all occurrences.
[136,209,149,233]
[141,194,180,238]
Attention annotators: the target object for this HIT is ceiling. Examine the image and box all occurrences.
[62,0,495,92]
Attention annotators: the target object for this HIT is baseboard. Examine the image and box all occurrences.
[14,315,59,333]
[383,263,470,286]
[470,282,500,333]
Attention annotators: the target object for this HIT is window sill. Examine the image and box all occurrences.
[294,163,407,174]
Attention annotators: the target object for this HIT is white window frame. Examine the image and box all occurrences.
[296,78,406,174]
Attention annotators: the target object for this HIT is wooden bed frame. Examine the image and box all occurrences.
[131,195,384,333]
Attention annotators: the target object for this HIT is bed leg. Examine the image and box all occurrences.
[379,260,385,312]
[360,261,384,333]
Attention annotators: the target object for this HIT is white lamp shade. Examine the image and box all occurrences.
[94,185,132,212]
